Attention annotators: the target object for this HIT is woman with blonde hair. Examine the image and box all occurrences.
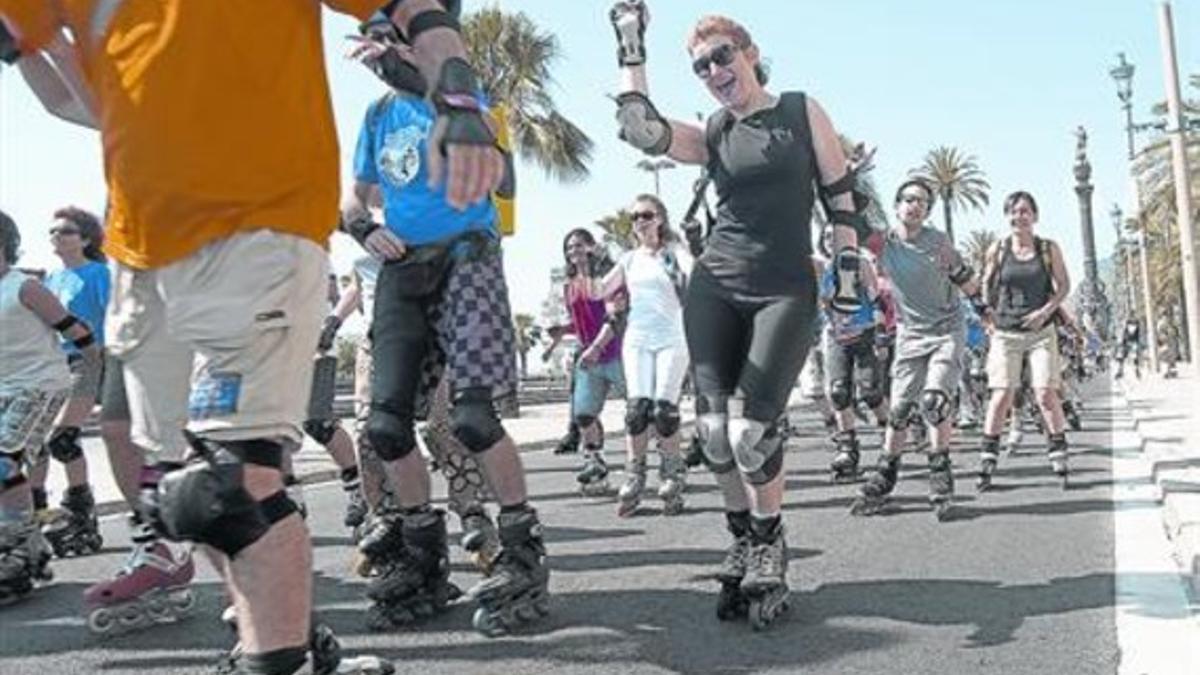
[609,3,873,628]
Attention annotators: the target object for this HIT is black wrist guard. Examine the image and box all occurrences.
[432,58,495,152]
[370,48,427,95]
[342,213,381,248]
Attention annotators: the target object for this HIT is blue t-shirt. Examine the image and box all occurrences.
[353,93,497,245]
[44,260,110,353]
[962,298,987,350]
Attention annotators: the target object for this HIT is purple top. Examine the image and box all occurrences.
[565,283,622,363]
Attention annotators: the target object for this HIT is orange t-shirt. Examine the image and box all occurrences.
[1,0,381,269]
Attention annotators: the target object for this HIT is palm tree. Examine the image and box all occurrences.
[1133,134,1199,320]
[909,146,991,245]
[962,229,999,278]
[463,8,593,182]
[594,209,637,252]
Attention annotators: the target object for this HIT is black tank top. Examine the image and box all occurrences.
[995,237,1052,331]
[702,92,817,298]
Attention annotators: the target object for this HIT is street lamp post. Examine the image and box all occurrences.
[636,158,676,197]
[1111,204,1137,322]
[1109,52,1162,372]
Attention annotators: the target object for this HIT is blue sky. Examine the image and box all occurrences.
[1,0,1197,321]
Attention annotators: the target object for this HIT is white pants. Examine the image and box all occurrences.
[106,231,326,461]
[622,341,689,403]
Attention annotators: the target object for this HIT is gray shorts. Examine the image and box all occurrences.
[889,331,963,408]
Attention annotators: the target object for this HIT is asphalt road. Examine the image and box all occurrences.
[0,378,1145,674]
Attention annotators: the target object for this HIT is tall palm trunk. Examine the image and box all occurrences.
[942,193,955,245]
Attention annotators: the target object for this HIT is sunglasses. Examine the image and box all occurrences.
[631,210,658,222]
[49,227,81,236]
[692,43,739,78]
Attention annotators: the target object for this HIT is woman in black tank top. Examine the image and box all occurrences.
[609,6,866,627]
[975,191,1075,490]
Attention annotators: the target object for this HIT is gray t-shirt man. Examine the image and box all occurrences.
[879,226,966,400]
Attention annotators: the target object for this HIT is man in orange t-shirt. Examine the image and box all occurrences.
[1,2,503,672]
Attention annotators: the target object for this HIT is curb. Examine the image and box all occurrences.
[1117,382,1200,596]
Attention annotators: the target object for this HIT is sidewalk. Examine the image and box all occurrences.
[47,398,660,517]
[1118,367,1200,594]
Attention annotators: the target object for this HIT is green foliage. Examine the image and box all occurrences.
[909,146,991,245]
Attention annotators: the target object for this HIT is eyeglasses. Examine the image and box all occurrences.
[692,43,739,78]
[631,210,658,222]
[900,194,929,205]
[49,227,81,236]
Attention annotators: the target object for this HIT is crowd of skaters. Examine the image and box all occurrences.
[0,2,1095,673]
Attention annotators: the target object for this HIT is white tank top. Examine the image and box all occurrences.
[0,270,71,395]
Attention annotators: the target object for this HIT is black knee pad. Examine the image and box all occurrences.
[302,418,339,446]
[149,436,294,558]
[860,384,884,410]
[653,400,681,438]
[828,380,854,411]
[366,409,418,461]
[920,390,953,426]
[741,426,785,486]
[46,426,83,463]
[625,397,653,435]
[573,414,597,430]
[697,395,734,474]
[889,400,916,431]
[451,387,505,453]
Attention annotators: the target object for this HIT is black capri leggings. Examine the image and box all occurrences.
[684,266,818,422]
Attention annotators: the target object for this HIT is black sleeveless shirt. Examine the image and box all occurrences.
[994,237,1053,332]
[702,92,818,298]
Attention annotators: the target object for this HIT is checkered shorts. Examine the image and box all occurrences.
[0,387,68,462]
[415,246,518,414]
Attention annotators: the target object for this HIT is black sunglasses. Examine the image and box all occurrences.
[631,210,658,222]
[692,43,739,78]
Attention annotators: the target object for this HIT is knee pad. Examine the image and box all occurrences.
[573,414,597,430]
[149,436,294,558]
[302,418,339,446]
[625,397,653,436]
[920,390,953,426]
[366,409,418,461]
[729,418,784,486]
[888,400,916,431]
[450,387,505,453]
[47,426,83,463]
[653,400,681,438]
[828,380,854,411]
[694,395,733,472]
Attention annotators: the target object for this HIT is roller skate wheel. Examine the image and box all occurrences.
[87,607,116,634]
[171,588,196,615]
[533,597,551,616]
[144,595,174,621]
[472,607,507,637]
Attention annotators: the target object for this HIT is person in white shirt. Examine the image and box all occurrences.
[589,194,693,517]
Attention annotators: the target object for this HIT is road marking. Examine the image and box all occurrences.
[1112,415,1200,675]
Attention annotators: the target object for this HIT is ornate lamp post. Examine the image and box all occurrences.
[636,158,676,197]
[1072,127,1108,337]
[1108,52,1161,371]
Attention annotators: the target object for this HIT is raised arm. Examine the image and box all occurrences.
[610,1,707,165]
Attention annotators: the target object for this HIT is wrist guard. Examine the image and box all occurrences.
[432,58,495,153]
[614,90,671,156]
[342,213,381,248]
[609,1,648,67]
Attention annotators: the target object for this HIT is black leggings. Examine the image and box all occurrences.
[826,330,883,409]
[684,266,818,422]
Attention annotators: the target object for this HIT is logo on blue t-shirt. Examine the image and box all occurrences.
[353,93,497,246]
